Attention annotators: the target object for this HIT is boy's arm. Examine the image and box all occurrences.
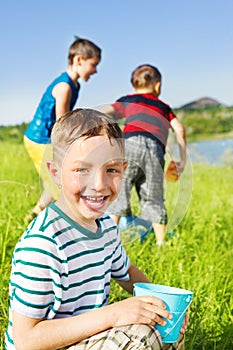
[52,82,72,119]
[100,104,116,116]
[13,287,171,350]
[116,262,150,294]
[170,118,187,172]
[12,307,115,350]
[100,104,125,120]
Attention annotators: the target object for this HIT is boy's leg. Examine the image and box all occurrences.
[24,136,59,219]
[152,223,166,245]
[140,140,167,244]
[64,324,162,349]
[108,138,141,218]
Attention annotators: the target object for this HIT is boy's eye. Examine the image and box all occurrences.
[107,168,119,173]
[75,168,88,174]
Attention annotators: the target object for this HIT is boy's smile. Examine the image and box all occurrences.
[81,195,110,211]
[55,134,127,230]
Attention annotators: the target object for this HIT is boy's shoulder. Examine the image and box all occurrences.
[116,93,173,111]
[47,72,73,88]
[98,212,118,229]
[20,205,65,242]
[23,207,118,242]
[117,93,164,103]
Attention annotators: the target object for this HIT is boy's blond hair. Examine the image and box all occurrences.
[51,108,124,160]
[130,64,161,89]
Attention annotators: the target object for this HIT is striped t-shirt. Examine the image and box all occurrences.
[5,203,130,349]
[111,93,176,148]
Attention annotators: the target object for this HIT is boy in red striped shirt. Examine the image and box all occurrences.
[102,64,186,245]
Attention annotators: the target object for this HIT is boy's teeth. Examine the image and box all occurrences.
[86,196,104,202]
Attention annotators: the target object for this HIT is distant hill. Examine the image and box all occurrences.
[174,100,233,141]
[178,97,222,110]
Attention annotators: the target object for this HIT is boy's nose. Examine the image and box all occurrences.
[92,170,107,191]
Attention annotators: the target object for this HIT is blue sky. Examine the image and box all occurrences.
[0,0,232,126]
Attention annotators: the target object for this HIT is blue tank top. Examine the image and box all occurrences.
[25,72,80,144]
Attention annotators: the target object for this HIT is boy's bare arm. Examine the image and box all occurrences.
[99,104,116,116]
[12,307,114,350]
[116,262,150,294]
[12,292,171,350]
[52,82,72,119]
[170,118,187,172]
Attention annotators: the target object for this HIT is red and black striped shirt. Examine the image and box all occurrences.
[111,93,176,149]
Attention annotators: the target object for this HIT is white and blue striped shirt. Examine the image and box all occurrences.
[5,203,130,349]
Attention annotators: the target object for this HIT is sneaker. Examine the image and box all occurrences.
[119,215,153,244]
[139,226,153,243]
[156,240,165,246]
[166,231,178,238]
[118,215,137,231]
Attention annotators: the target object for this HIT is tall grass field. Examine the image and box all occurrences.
[0,140,232,349]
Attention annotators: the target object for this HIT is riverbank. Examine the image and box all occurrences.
[186,130,233,142]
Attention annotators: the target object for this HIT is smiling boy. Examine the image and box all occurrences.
[6,109,187,350]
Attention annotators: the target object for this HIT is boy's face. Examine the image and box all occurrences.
[54,134,127,228]
[75,56,100,81]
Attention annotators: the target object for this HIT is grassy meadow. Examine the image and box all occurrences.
[0,139,233,349]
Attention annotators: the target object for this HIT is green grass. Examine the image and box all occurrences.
[0,141,233,349]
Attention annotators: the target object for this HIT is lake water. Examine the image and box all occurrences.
[188,138,233,166]
[171,138,233,166]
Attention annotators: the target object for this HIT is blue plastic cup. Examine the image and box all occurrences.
[133,283,193,343]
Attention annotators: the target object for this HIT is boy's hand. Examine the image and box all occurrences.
[180,313,189,334]
[175,161,186,173]
[109,296,172,328]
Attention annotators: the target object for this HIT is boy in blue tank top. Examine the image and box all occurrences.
[24,37,101,222]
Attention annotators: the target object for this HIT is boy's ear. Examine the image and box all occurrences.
[154,81,161,95]
[74,54,84,65]
[47,161,61,185]
[123,161,128,171]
